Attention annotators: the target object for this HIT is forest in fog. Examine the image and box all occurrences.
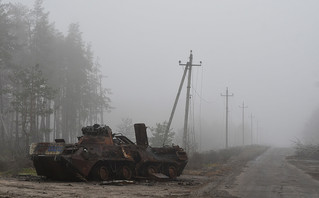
[0,0,111,155]
[1,0,319,159]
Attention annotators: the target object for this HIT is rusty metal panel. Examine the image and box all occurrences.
[30,143,65,155]
[134,123,148,147]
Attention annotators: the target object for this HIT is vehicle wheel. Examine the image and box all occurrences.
[167,165,177,179]
[147,166,157,176]
[97,165,110,181]
[121,165,132,180]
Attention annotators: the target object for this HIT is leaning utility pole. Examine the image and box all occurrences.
[239,101,248,145]
[178,51,201,152]
[164,62,189,146]
[221,87,233,148]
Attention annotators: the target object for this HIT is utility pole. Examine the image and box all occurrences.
[250,113,254,145]
[256,120,259,144]
[179,50,201,152]
[164,62,188,146]
[221,87,233,149]
[239,101,248,146]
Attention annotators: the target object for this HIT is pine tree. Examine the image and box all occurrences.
[9,64,55,151]
[0,1,112,153]
[117,118,135,141]
[150,121,175,147]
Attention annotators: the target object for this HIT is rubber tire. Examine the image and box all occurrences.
[147,166,157,176]
[96,165,110,181]
[167,165,177,179]
[121,165,132,180]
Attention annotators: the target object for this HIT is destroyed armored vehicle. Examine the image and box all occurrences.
[30,123,188,181]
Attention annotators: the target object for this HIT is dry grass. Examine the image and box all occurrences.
[187,145,268,170]
[293,140,319,160]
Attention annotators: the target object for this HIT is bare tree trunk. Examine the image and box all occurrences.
[0,73,4,148]
[89,107,92,126]
[10,112,14,151]
[58,105,61,139]
[40,114,45,142]
[22,110,29,154]
[53,107,56,140]
[53,98,60,139]
[62,103,69,143]
[46,100,51,141]
[15,111,19,149]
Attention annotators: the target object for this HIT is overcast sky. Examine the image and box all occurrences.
[6,0,319,149]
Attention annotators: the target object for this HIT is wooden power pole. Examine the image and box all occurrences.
[221,87,233,148]
[250,113,254,145]
[164,50,201,152]
[239,101,248,146]
[179,51,201,152]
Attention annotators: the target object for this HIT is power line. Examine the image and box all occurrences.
[192,87,212,103]
[182,65,212,103]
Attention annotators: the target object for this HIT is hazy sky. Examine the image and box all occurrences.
[6,0,319,149]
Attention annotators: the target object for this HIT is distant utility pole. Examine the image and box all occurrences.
[179,50,201,152]
[221,87,233,149]
[250,113,254,145]
[239,101,248,145]
[256,120,259,144]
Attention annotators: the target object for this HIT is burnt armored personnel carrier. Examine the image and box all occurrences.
[30,123,187,181]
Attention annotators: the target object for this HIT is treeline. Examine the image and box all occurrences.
[0,0,111,155]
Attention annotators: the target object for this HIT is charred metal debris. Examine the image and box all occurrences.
[30,123,188,181]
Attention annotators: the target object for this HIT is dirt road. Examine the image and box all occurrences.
[228,148,319,198]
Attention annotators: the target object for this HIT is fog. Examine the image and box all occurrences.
[7,0,319,150]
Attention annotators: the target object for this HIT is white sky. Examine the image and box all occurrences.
[6,0,319,149]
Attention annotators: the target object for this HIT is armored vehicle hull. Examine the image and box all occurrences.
[30,123,187,181]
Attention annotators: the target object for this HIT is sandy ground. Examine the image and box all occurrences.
[0,175,207,198]
[0,146,268,198]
